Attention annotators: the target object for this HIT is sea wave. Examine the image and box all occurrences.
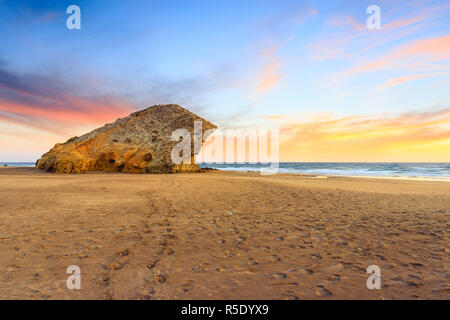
[199,162,450,179]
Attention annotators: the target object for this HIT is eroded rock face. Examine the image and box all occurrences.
[36,104,216,174]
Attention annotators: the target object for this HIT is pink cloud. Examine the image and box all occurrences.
[374,72,448,92]
[326,14,366,31]
[254,60,283,95]
[0,96,134,136]
[337,34,450,78]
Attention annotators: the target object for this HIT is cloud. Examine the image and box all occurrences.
[310,2,450,63]
[254,59,283,95]
[383,2,450,31]
[248,3,318,98]
[335,34,450,79]
[0,64,135,136]
[326,2,450,33]
[373,72,448,92]
[278,108,450,162]
[0,58,235,160]
[326,14,366,31]
[250,36,295,97]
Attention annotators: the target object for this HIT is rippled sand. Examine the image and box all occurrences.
[0,167,449,299]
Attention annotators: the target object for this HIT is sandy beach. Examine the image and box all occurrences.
[0,167,448,300]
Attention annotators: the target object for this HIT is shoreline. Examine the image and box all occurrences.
[2,166,450,183]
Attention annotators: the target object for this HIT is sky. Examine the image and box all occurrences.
[0,0,449,162]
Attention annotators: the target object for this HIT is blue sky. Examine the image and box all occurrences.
[0,0,449,161]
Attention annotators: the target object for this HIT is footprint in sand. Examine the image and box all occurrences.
[146,259,160,270]
[410,262,424,268]
[279,292,299,300]
[376,254,387,261]
[270,255,281,262]
[298,268,314,275]
[348,265,366,272]
[406,281,421,287]
[159,240,168,247]
[145,287,156,295]
[164,248,174,255]
[119,248,132,256]
[247,259,258,266]
[104,262,126,271]
[138,287,156,300]
[327,274,341,283]
[271,272,287,279]
[270,282,298,288]
[155,274,167,284]
[224,250,236,257]
[324,263,344,273]
[313,285,333,297]
[178,280,196,292]
[96,276,110,288]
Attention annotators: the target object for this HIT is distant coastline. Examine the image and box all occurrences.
[2,162,450,181]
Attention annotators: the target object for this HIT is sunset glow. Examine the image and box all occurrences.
[0,0,449,162]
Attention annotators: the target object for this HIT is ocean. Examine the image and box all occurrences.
[2,162,449,180]
[1,162,36,167]
[199,162,450,180]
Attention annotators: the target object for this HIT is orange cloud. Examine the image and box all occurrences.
[0,64,136,140]
[383,2,450,31]
[264,115,287,120]
[0,97,133,135]
[250,34,295,97]
[384,15,424,30]
[254,60,283,95]
[374,72,448,92]
[338,34,450,78]
[0,93,134,161]
[325,11,423,33]
[314,3,450,63]
[279,108,450,162]
[327,2,450,33]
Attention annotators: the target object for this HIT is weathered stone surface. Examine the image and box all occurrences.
[36,104,216,174]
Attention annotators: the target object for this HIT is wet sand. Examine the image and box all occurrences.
[0,167,449,299]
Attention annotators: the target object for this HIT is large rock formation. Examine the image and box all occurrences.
[36,104,216,174]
